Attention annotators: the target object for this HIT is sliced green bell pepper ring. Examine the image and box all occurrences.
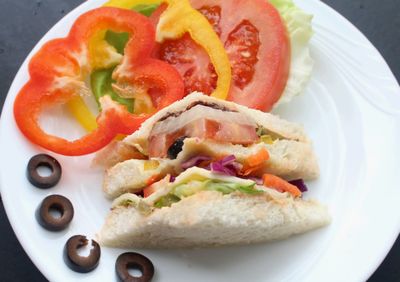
[91,67,134,113]
[14,7,184,156]
[104,31,129,55]
[104,4,159,54]
[89,4,159,117]
[131,3,160,16]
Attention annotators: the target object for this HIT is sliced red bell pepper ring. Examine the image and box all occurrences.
[67,3,160,132]
[14,7,184,156]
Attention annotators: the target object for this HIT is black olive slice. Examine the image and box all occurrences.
[167,136,186,159]
[116,252,154,282]
[27,154,62,189]
[35,195,74,231]
[63,235,101,273]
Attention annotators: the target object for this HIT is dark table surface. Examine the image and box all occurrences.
[0,0,399,281]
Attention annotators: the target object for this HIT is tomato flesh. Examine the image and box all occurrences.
[197,5,222,36]
[156,0,290,111]
[143,184,156,197]
[148,118,258,158]
[159,34,217,95]
[225,20,260,90]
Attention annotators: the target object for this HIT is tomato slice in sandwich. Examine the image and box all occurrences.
[156,0,290,111]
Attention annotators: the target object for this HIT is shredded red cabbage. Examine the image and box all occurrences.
[181,155,245,178]
[209,155,243,176]
[210,161,237,176]
[230,161,243,172]
[288,179,308,192]
[181,156,211,170]
[220,155,236,166]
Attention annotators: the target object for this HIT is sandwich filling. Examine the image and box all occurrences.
[148,103,260,158]
[112,167,306,214]
[100,94,317,199]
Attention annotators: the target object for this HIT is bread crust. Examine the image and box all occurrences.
[97,191,330,248]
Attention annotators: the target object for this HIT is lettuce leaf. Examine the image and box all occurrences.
[236,184,265,195]
[173,180,205,198]
[154,179,263,208]
[206,181,263,195]
[154,194,180,208]
[205,181,236,194]
[270,0,314,106]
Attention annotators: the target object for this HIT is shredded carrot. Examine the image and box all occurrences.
[240,148,270,176]
[246,148,270,167]
[240,165,263,176]
[262,174,302,197]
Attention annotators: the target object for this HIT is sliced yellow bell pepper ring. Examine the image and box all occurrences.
[68,0,232,131]
[104,0,161,9]
[66,96,97,132]
[156,0,231,100]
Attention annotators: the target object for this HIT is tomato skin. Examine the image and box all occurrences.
[157,0,290,111]
[193,0,290,111]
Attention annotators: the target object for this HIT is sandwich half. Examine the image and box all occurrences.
[98,167,330,248]
[102,92,319,199]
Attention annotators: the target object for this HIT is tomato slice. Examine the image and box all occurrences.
[143,179,160,197]
[157,0,290,111]
[148,119,258,158]
[158,34,217,95]
[144,174,170,197]
[143,186,155,198]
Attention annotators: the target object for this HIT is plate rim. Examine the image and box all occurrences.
[0,0,399,281]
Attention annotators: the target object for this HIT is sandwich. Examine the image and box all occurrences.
[96,92,330,248]
[101,92,320,199]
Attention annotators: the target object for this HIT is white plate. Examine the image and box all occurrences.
[1,0,399,281]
